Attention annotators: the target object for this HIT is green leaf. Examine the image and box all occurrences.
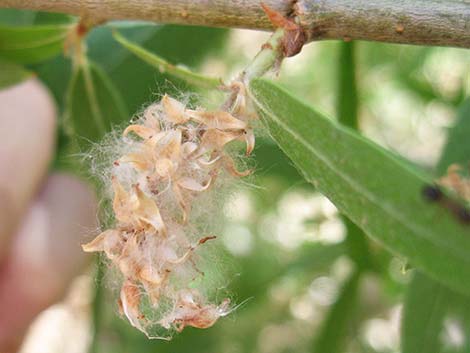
[0,9,73,26]
[310,46,368,352]
[66,60,128,148]
[0,59,31,89]
[0,9,37,26]
[402,98,470,353]
[249,78,470,296]
[402,272,450,353]
[33,55,72,108]
[112,30,221,89]
[311,271,361,353]
[32,12,74,25]
[403,273,470,353]
[336,41,372,271]
[253,138,304,182]
[0,24,69,64]
[39,25,226,172]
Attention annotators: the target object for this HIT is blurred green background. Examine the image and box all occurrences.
[1,8,469,353]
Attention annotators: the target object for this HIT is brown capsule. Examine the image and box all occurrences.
[261,2,307,57]
[422,184,443,202]
[282,28,307,57]
[423,184,470,226]
[456,206,470,225]
[442,199,470,226]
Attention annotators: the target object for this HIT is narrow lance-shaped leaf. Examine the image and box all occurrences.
[0,24,70,64]
[402,98,470,353]
[66,60,129,148]
[402,272,450,353]
[113,30,221,89]
[336,41,371,270]
[402,274,470,353]
[249,78,470,296]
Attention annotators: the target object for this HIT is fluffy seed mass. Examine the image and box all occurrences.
[82,92,254,338]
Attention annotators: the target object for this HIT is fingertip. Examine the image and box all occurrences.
[0,79,57,254]
[0,173,98,351]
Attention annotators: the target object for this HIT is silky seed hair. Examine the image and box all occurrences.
[82,86,255,339]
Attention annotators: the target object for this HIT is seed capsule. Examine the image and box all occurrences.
[422,184,443,202]
[422,183,470,226]
[457,207,470,225]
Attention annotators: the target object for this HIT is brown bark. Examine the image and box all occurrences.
[1,0,469,48]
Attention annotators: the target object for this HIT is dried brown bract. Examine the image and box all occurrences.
[261,3,307,57]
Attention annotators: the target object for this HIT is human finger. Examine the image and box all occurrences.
[0,173,97,352]
[0,79,56,257]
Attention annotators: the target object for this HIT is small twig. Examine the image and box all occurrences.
[113,31,222,89]
[220,27,287,113]
[242,28,286,82]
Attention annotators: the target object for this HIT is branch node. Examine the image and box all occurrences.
[261,2,307,57]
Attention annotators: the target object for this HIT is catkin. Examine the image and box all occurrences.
[82,91,253,338]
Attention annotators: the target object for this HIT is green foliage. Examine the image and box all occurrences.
[402,272,450,353]
[249,78,470,296]
[402,98,470,353]
[310,41,369,353]
[88,25,227,113]
[66,60,128,148]
[34,21,227,169]
[113,30,221,89]
[0,9,72,25]
[402,272,470,353]
[0,24,69,64]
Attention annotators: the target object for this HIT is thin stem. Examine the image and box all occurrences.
[113,31,222,89]
[221,28,285,112]
[242,28,285,82]
[337,42,358,130]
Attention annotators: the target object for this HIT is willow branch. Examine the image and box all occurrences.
[1,0,469,48]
